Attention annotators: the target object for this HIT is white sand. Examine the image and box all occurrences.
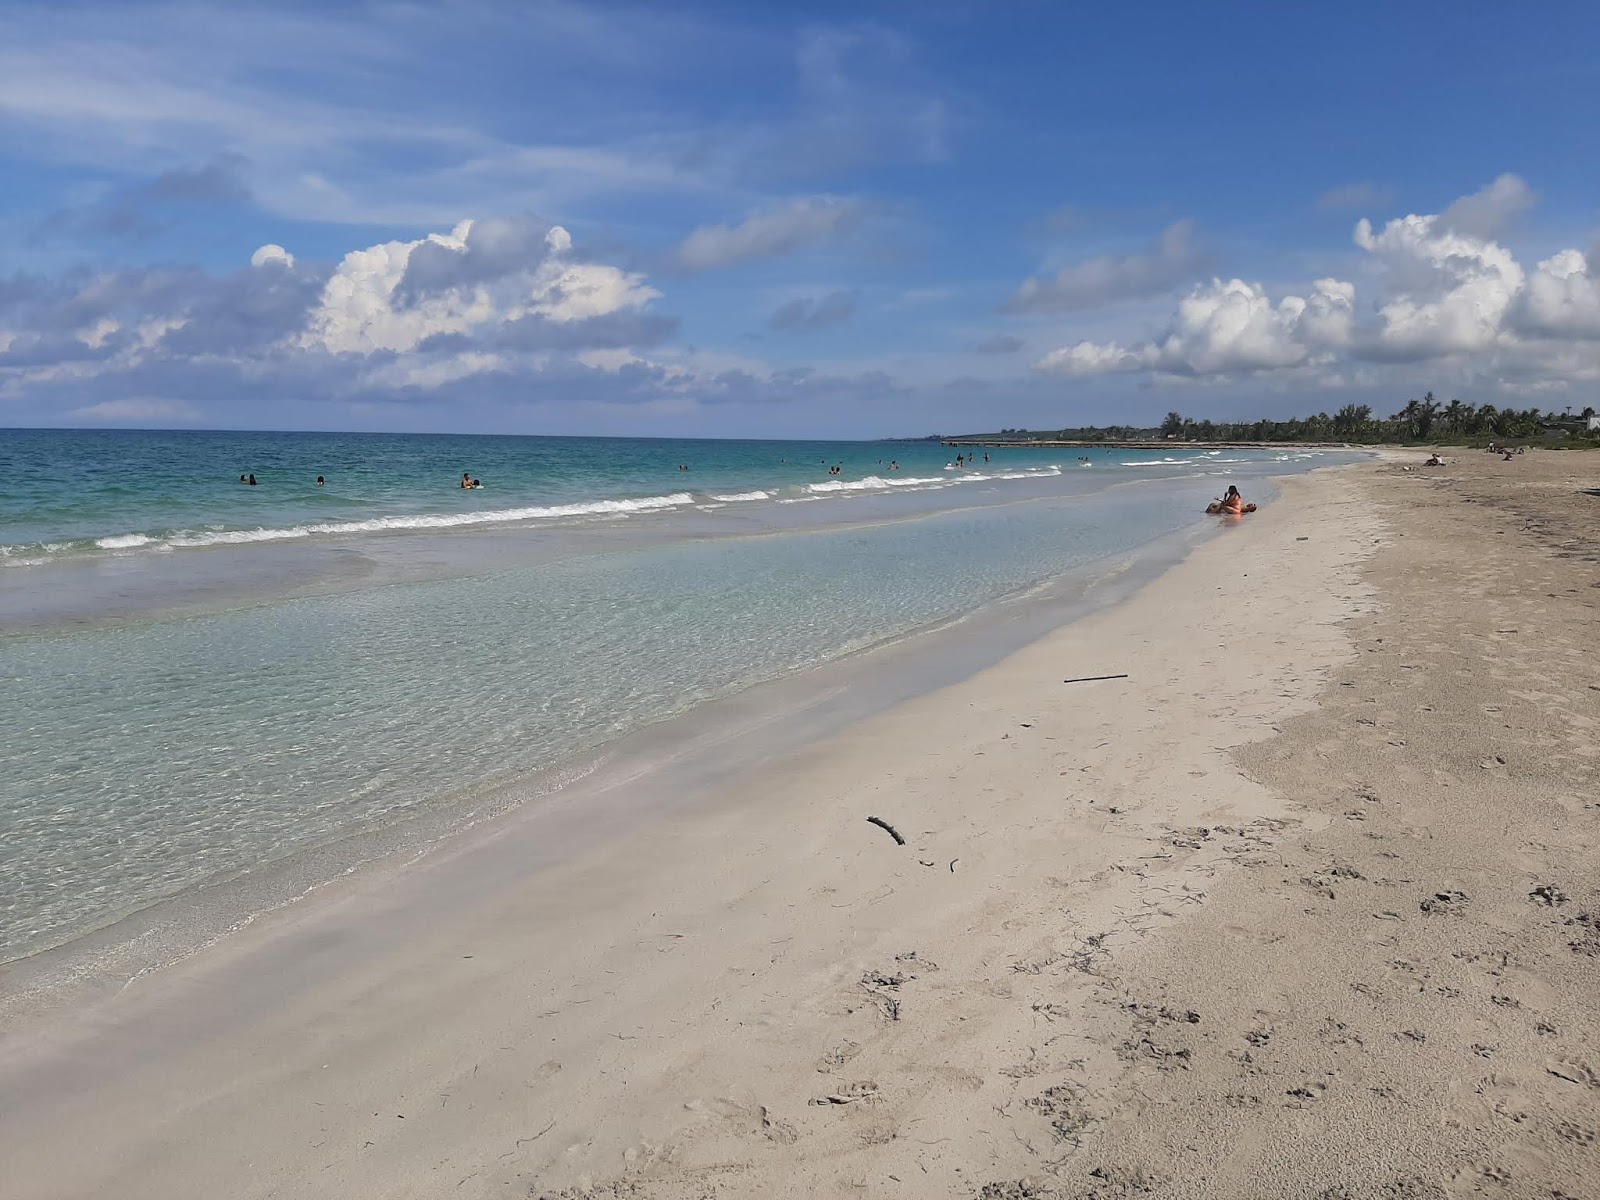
[5,456,1595,1199]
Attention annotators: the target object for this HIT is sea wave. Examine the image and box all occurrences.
[804,474,947,493]
[0,492,703,564]
[161,492,700,547]
[95,533,158,549]
[706,490,772,502]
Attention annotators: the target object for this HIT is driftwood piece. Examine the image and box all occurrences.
[867,816,907,846]
[1062,673,1130,685]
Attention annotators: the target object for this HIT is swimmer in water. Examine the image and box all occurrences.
[316,476,325,486]
[247,474,258,486]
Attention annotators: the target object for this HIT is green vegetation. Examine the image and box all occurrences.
[953,395,1599,446]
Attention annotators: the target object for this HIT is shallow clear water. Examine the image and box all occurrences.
[0,429,1343,960]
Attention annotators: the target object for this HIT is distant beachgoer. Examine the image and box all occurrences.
[890,460,899,470]
[461,472,472,488]
[239,474,247,483]
[471,478,482,488]
[984,453,990,462]
[316,475,325,486]
[1517,446,1525,455]
[1425,454,1443,466]
[1503,451,1514,461]
[247,474,258,486]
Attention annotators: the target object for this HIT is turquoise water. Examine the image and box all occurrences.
[0,429,1341,961]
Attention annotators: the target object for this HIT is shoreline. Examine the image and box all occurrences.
[0,460,1384,1198]
[1,495,1215,1004]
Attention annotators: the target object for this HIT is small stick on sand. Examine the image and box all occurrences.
[1063,673,1130,685]
[867,816,907,846]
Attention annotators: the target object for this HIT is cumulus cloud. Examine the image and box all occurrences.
[1036,277,1354,377]
[303,218,659,354]
[250,244,294,268]
[675,196,867,271]
[0,215,692,424]
[1006,220,1207,313]
[1353,210,1524,359]
[1032,174,1600,388]
[768,290,857,331]
[1518,249,1600,339]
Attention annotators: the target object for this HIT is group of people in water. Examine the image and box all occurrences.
[238,474,326,486]
[943,452,991,469]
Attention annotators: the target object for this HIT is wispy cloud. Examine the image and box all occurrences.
[975,334,1025,354]
[768,289,858,331]
[1006,220,1209,313]
[675,196,868,271]
[1317,181,1392,211]
[69,396,201,423]
[0,5,949,229]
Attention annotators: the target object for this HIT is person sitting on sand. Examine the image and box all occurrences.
[1425,453,1444,466]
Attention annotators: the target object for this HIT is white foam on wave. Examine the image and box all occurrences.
[166,492,699,547]
[96,533,157,549]
[707,490,772,503]
[982,466,1064,481]
[804,474,947,494]
[1122,458,1187,466]
[68,492,702,556]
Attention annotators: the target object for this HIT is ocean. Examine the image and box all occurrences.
[0,428,1346,964]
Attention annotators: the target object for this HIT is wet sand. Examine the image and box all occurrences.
[2,451,1596,1199]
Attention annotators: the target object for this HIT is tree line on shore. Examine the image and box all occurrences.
[972,395,1598,445]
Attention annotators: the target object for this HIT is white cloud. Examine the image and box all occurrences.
[304,220,659,354]
[1036,277,1353,378]
[676,196,866,271]
[1007,220,1208,313]
[1518,249,1600,339]
[1436,173,1536,239]
[360,351,507,391]
[1354,212,1524,358]
[250,243,294,268]
[79,317,120,348]
[1033,174,1598,387]
[69,397,200,422]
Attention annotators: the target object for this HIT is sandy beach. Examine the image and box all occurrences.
[3,451,1597,1200]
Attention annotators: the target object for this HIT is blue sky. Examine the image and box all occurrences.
[2,0,1598,437]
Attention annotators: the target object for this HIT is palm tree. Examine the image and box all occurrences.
[1333,403,1373,437]
[1443,398,1466,433]
[1417,392,1441,439]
